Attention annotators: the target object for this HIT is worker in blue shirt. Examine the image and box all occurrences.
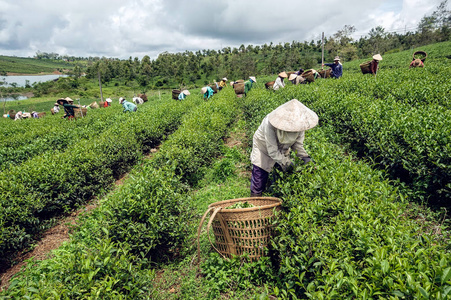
[178,90,190,100]
[201,86,214,100]
[323,56,343,78]
[119,97,137,112]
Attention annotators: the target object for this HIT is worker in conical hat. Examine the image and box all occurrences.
[370,54,382,75]
[201,86,214,100]
[273,72,287,91]
[244,76,257,96]
[323,56,343,78]
[52,102,60,114]
[178,90,190,100]
[250,99,318,197]
[219,77,228,90]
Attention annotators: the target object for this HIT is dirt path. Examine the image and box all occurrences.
[0,148,159,292]
[0,199,99,291]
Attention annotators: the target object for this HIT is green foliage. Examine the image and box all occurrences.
[0,97,199,266]
[200,253,275,298]
[241,58,451,298]
[0,55,75,74]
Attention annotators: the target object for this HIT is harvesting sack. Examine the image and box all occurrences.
[172,89,181,100]
[90,101,99,109]
[197,197,282,262]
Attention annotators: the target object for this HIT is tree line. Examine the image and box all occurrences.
[46,1,451,91]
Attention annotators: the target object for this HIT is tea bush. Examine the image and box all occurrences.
[0,97,200,267]
[241,84,451,299]
[1,88,243,298]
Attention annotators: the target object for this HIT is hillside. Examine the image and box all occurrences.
[0,56,83,75]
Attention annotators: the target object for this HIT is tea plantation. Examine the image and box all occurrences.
[0,41,450,299]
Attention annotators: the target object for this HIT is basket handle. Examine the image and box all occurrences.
[196,207,227,265]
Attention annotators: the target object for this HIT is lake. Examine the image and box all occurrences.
[1,74,68,87]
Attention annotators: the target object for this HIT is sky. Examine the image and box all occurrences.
[0,0,448,60]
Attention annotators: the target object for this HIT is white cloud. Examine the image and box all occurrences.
[0,0,448,59]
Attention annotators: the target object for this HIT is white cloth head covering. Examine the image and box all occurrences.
[249,76,257,82]
[268,99,319,132]
[372,54,383,61]
[289,73,298,81]
[276,130,299,144]
[119,97,125,103]
[106,98,112,103]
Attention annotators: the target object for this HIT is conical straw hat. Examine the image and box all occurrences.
[278,72,288,78]
[222,77,227,81]
[372,54,383,61]
[201,87,207,94]
[268,99,319,132]
[182,90,190,95]
[65,97,73,102]
[289,73,298,80]
[249,76,257,82]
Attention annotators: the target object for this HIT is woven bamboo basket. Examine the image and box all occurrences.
[413,50,427,62]
[138,94,148,102]
[197,197,282,262]
[360,60,372,74]
[318,69,331,78]
[233,82,245,95]
[301,70,316,82]
[172,89,181,100]
[265,81,275,89]
[209,84,218,94]
[73,107,87,118]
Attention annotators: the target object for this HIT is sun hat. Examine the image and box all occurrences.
[334,56,340,61]
[249,76,257,82]
[372,54,383,61]
[119,97,125,103]
[288,73,298,81]
[222,77,227,81]
[201,87,208,94]
[268,99,319,132]
[182,90,190,96]
[54,103,59,106]
[65,97,73,102]
[278,72,288,78]
[106,98,112,103]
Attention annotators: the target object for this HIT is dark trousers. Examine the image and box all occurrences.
[250,164,269,195]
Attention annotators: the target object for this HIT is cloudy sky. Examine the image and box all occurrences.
[0,0,448,60]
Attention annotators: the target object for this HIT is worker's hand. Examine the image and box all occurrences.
[301,156,312,164]
[280,161,295,173]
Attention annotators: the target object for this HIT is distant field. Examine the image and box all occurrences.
[0,56,80,75]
